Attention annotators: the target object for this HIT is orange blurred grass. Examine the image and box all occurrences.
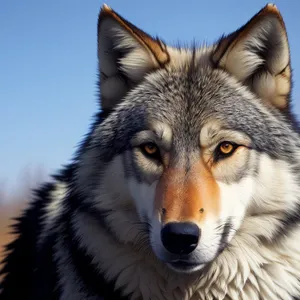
[0,201,26,283]
[0,202,25,252]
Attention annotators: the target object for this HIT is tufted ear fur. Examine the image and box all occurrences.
[212,3,291,111]
[97,4,169,110]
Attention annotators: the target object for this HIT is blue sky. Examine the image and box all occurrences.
[1,0,300,190]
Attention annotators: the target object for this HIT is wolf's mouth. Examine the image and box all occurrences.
[167,260,205,273]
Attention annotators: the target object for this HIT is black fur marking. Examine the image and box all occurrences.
[32,232,61,299]
[0,183,61,299]
[216,219,233,255]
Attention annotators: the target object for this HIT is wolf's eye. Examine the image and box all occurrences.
[215,141,237,160]
[219,142,234,154]
[140,142,160,159]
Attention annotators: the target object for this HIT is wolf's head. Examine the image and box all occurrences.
[76,4,300,274]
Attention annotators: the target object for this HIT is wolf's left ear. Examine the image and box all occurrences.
[97,4,169,110]
[212,4,291,110]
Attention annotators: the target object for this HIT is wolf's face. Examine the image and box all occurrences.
[124,69,258,273]
[78,4,298,274]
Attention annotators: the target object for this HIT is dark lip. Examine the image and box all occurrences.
[168,260,201,269]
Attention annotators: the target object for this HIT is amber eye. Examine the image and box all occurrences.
[141,142,159,157]
[219,142,235,155]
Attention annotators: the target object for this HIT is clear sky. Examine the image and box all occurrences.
[1,0,300,190]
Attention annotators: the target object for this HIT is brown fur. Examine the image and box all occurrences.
[155,161,220,224]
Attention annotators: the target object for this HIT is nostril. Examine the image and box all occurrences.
[161,222,200,255]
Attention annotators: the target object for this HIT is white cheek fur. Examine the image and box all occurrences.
[217,177,254,221]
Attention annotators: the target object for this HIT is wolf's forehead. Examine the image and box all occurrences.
[140,67,251,127]
[133,68,276,148]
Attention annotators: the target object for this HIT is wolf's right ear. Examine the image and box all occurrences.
[97,4,169,110]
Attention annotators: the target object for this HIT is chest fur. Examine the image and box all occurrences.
[69,216,300,300]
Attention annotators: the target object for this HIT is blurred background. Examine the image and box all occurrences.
[0,0,299,260]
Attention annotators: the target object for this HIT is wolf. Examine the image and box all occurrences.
[1,2,300,300]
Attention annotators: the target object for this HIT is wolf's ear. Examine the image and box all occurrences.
[212,3,291,110]
[97,4,169,110]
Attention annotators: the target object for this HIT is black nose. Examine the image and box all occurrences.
[161,222,200,255]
